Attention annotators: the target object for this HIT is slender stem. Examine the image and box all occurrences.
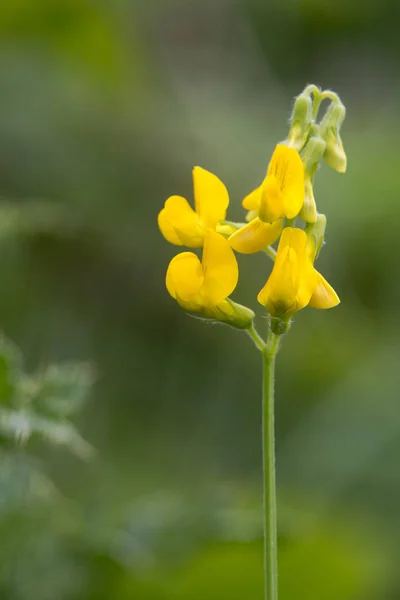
[320,90,341,104]
[246,322,266,352]
[262,329,280,600]
[262,246,277,261]
[303,83,320,98]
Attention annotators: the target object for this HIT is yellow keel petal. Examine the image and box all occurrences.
[228,218,283,254]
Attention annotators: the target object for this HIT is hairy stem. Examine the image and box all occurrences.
[262,329,280,600]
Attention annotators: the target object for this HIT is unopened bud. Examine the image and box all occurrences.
[306,213,327,257]
[301,136,326,174]
[298,137,326,223]
[299,178,317,223]
[319,102,347,173]
[288,94,313,151]
[205,299,255,330]
[269,316,291,336]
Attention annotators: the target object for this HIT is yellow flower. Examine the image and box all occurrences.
[158,167,229,248]
[243,144,304,222]
[257,227,340,319]
[228,144,304,254]
[166,230,254,329]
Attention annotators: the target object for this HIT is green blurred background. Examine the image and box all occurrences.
[0,0,399,598]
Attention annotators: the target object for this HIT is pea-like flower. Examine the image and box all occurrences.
[229,144,304,254]
[257,227,340,319]
[158,167,229,248]
[166,230,254,329]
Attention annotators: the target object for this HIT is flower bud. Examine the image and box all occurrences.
[204,299,255,330]
[306,213,327,258]
[319,102,347,173]
[288,94,313,151]
[301,135,326,174]
[298,136,326,223]
[299,178,317,223]
[269,317,291,336]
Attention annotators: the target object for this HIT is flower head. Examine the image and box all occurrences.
[158,167,229,248]
[166,230,254,329]
[257,227,339,319]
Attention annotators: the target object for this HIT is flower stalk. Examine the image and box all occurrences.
[262,327,281,600]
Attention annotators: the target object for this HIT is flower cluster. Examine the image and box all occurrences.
[158,85,344,334]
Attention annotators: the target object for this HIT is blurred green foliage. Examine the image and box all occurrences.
[0,0,399,598]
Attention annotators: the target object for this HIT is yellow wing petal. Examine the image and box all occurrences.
[228,218,283,254]
[193,167,229,228]
[158,208,183,246]
[201,230,238,305]
[267,144,304,219]
[308,270,340,309]
[166,252,204,307]
[242,185,262,210]
[158,195,204,248]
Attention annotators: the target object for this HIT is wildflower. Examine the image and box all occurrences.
[166,230,254,329]
[228,144,304,254]
[257,227,339,320]
[158,167,229,248]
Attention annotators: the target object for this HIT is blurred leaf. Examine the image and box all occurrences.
[0,336,22,408]
[0,452,56,519]
[30,362,95,419]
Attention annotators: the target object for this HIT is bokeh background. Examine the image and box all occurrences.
[0,0,399,598]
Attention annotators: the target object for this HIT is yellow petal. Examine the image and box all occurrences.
[157,210,182,246]
[242,185,262,211]
[193,167,229,228]
[216,223,237,236]
[158,195,204,248]
[258,245,299,316]
[259,175,286,222]
[257,228,316,317]
[166,252,204,308]
[228,218,283,254]
[309,270,340,309]
[201,230,238,305]
[267,144,304,219]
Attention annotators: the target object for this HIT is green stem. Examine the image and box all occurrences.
[262,329,280,600]
[263,246,277,261]
[320,90,341,104]
[246,322,266,352]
